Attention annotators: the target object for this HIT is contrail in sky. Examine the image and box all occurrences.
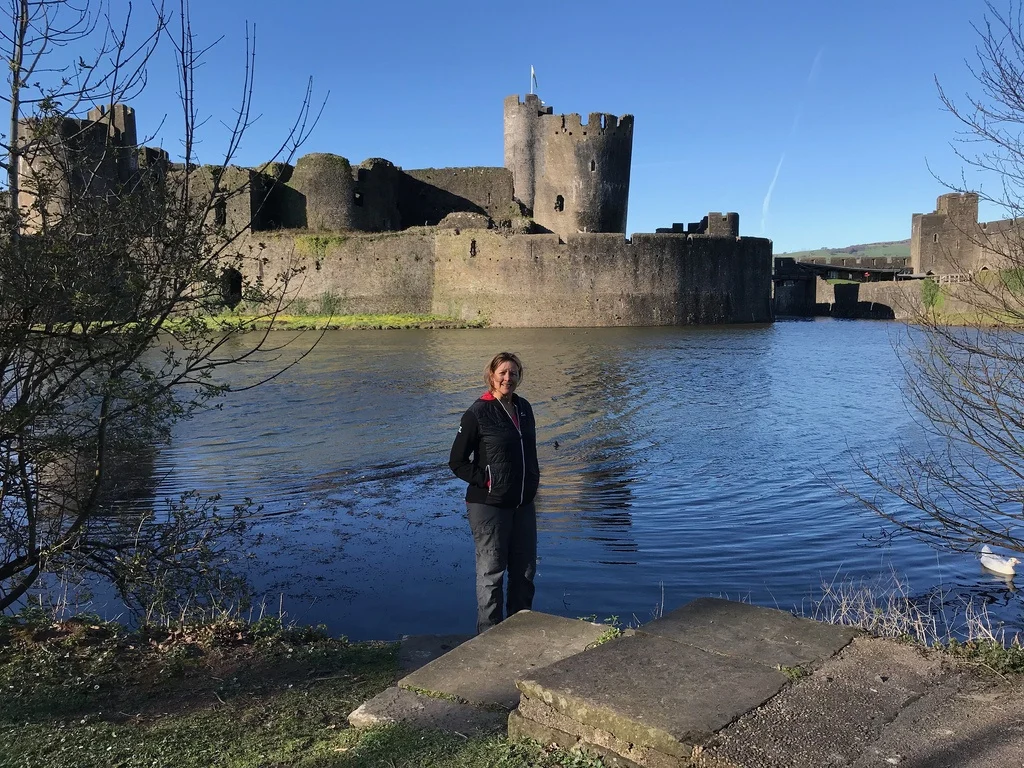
[761,153,785,235]
[760,47,824,235]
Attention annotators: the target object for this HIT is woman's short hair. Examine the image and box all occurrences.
[485,351,523,388]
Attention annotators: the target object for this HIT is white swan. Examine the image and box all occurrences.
[980,545,1020,576]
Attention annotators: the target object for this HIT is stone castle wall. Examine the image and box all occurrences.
[245,228,773,327]
[503,94,633,239]
[17,96,771,328]
[911,193,981,274]
[910,192,1024,275]
[399,167,516,227]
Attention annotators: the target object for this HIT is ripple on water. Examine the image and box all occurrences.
[77,322,1024,640]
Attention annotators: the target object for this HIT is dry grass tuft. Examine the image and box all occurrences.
[802,569,1019,648]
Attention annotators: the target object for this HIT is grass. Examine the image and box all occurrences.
[189,312,487,331]
[8,575,1024,767]
[802,569,1024,674]
[778,240,911,261]
[0,613,606,768]
[578,615,623,649]
[799,570,1024,685]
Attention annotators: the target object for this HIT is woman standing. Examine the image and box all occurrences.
[449,352,540,634]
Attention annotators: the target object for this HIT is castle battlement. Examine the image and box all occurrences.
[503,93,634,238]
[545,112,635,136]
[504,93,553,115]
[14,92,772,328]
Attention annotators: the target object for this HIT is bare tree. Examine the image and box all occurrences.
[0,0,321,618]
[850,1,1024,557]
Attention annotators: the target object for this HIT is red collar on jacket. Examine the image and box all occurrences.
[481,391,515,401]
[482,391,520,427]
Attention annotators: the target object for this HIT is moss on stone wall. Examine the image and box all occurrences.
[921,278,943,310]
[296,234,349,259]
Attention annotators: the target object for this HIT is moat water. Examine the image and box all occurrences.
[98,320,1024,639]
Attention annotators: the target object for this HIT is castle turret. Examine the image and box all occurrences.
[910,192,981,275]
[286,153,357,231]
[503,93,550,215]
[16,104,141,233]
[504,94,633,240]
[87,103,138,183]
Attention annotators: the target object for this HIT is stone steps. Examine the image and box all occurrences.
[347,599,1024,766]
[348,611,608,735]
[510,599,857,767]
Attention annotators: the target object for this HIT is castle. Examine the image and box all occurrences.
[16,94,774,327]
[909,192,1022,276]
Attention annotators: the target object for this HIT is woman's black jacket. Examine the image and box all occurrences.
[449,392,539,508]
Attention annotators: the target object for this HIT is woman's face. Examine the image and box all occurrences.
[490,360,520,398]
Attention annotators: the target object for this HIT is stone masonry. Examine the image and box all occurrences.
[15,94,774,327]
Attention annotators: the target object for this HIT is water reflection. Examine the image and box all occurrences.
[53,321,1024,640]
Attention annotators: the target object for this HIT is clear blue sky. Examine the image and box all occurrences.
[110,0,997,252]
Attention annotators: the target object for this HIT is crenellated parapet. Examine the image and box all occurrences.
[16,104,145,232]
[910,192,985,275]
[503,94,634,240]
[13,93,771,327]
[655,212,740,237]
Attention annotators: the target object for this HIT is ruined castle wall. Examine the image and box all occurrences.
[706,212,740,237]
[431,231,771,326]
[86,104,138,185]
[913,192,1024,275]
[353,159,402,232]
[399,167,515,227]
[977,217,1021,269]
[631,234,773,324]
[285,153,356,231]
[433,232,664,326]
[532,111,633,238]
[233,228,771,327]
[911,193,981,274]
[17,117,124,230]
[173,165,266,235]
[241,230,436,314]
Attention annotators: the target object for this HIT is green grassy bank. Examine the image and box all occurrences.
[0,614,602,768]
[4,604,1024,768]
[201,313,487,331]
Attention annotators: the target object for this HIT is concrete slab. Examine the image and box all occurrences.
[850,672,1024,768]
[640,597,857,668]
[347,686,506,735]
[696,636,951,767]
[397,634,472,673]
[397,610,607,711]
[516,632,790,759]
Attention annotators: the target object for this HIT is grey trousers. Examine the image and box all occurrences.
[467,501,537,635]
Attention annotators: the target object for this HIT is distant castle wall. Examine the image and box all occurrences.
[911,193,981,274]
[17,104,143,230]
[16,97,772,328]
[907,191,1024,276]
[656,212,741,237]
[399,167,515,227]
[245,228,772,327]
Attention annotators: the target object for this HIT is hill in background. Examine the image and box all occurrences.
[777,239,910,260]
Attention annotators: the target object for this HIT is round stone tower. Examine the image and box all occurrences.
[503,94,549,214]
[504,94,633,239]
[286,153,356,231]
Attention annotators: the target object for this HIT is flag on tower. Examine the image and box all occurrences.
[531,65,538,94]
